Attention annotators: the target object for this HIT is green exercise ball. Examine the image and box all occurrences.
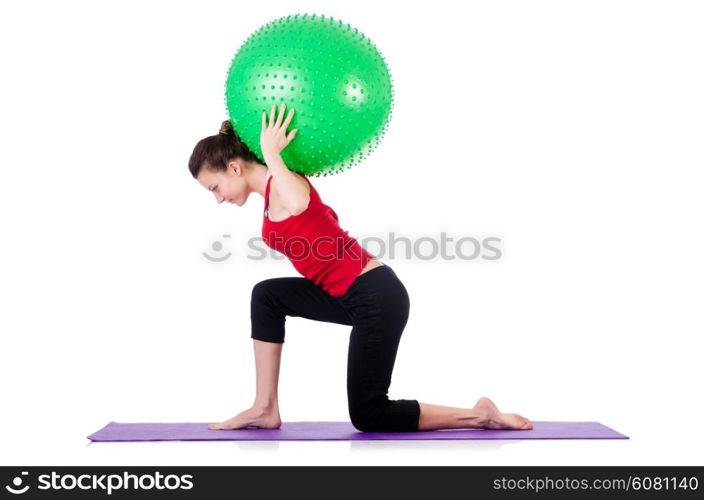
[224,13,394,176]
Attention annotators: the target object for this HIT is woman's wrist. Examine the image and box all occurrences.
[262,150,282,164]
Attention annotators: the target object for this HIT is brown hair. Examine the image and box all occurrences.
[188,120,263,179]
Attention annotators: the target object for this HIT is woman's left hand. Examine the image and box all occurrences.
[261,103,297,158]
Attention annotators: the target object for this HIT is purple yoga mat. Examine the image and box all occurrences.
[87,421,628,442]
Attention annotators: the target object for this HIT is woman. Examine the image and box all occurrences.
[189,103,533,433]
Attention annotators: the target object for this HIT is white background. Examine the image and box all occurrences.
[1,0,702,466]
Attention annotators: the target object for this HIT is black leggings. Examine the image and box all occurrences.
[250,264,421,432]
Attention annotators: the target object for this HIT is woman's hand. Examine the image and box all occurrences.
[261,103,297,159]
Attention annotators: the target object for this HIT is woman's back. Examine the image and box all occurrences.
[262,172,375,297]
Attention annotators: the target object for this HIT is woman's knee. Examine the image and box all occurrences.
[348,396,388,432]
[348,394,420,432]
[349,411,379,433]
[251,279,287,314]
[251,279,277,301]
[250,280,286,343]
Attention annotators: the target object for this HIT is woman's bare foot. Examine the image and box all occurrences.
[474,396,533,430]
[208,405,282,430]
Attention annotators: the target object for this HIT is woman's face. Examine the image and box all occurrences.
[196,161,249,206]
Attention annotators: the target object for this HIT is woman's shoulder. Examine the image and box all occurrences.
[267,171,315,209]
[278,171,313,194]
[267,171,311,189]
[296,171,311,186]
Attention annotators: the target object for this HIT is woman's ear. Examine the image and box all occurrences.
[227,160,242,176]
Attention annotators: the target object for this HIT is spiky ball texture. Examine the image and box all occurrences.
[224,13,394,176]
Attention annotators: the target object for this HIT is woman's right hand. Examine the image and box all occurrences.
[208,405,282,430]
[260,103,297,159]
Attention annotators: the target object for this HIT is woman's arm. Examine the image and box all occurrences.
[261,103,310,214]
[264,151,310,215]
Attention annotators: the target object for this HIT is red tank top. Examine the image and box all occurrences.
[262,173,375,297]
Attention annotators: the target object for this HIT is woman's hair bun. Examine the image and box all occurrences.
[219,119,235,136]
[189,119,262,178]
